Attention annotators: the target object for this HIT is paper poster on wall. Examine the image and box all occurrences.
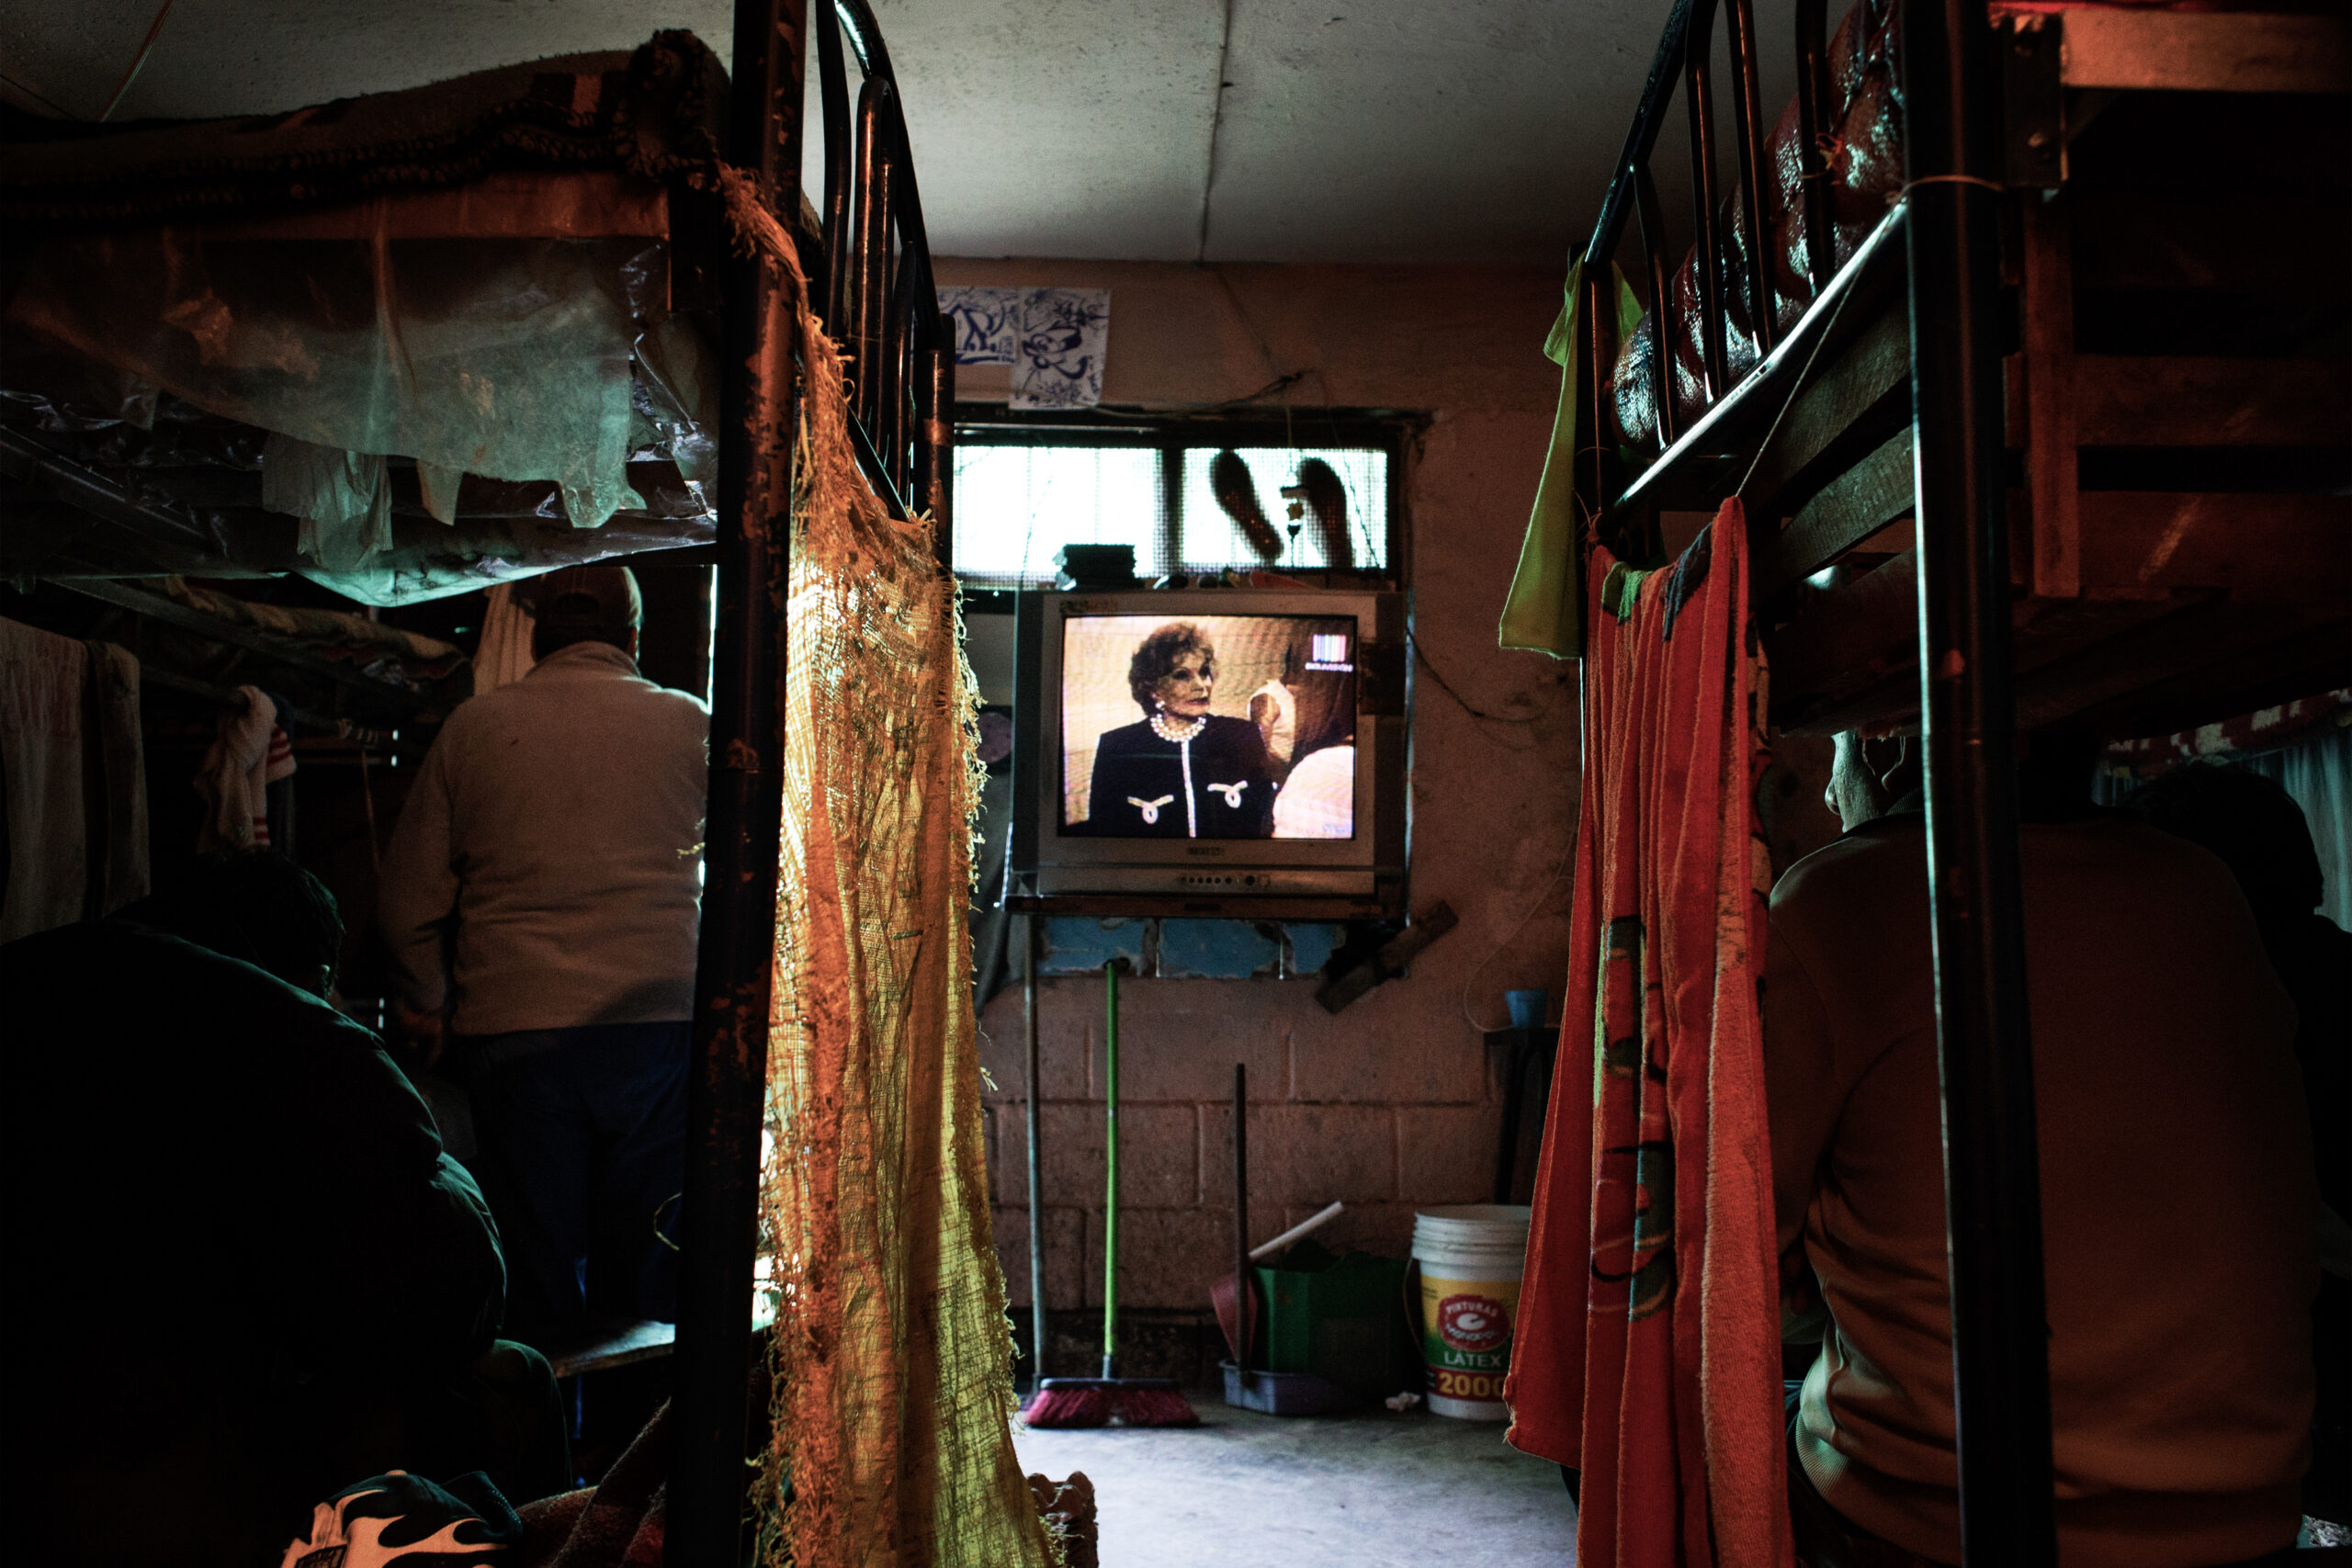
[1012,288,1110,410]
[937,287,1018,365]
[936,286,1111,409]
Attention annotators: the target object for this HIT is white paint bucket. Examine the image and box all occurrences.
[1412,1204,1532,1420]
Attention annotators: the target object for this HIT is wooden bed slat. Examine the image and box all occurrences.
[1755,427,1914,603]
[2069,197,2352,297]
[2071,357,2352,449]
[2076,491,2352,600]
[1743,304,1913,513]
[1760,549,1919,732]
[191,170,670,242]
[2061,10,2351,96]
[2015,598,2347,732]
[2063,616,2352,739]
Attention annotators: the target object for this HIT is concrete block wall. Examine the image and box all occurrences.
[978,971,1546,1313]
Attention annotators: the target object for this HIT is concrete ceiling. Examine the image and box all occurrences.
[0,0,1796,265]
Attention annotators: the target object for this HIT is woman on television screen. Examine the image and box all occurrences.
[1083,623,1274,838]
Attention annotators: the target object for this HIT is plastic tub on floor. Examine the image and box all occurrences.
[1220,1360,1355,1416]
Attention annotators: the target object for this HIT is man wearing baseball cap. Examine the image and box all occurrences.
[380,565,707,1349]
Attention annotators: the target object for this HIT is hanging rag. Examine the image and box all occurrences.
[1497,259,1645,660]
[0,619,151,941]
[1505,498,1791,1568]
[472,582,539,696]
[263,434,398,576]
[195,685,295,852]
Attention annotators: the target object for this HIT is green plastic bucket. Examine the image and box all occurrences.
[1252,1245,1414,1402]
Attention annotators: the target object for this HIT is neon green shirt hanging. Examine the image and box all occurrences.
[1498,260,1645,660]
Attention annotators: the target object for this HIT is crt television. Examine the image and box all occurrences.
[1011,590,1408,912]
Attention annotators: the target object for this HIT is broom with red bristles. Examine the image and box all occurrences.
[1022,959,1200,1428]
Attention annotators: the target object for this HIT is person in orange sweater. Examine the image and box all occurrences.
[1764,732,2317,1568]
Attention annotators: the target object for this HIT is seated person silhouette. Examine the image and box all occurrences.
[3,852,563,1567]
[2132,761,2349,1531]
[1764,731,2317,1568]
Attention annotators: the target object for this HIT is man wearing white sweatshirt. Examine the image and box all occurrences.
[381,565,707,1345]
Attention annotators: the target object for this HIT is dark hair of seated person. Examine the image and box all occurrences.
[2128,762,2325,924]
[117,849,345,997]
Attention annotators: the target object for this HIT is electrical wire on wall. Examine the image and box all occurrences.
[1408,627,1572,767]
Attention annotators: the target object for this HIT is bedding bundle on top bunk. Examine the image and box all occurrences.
[0,33,740,605]
[1612,0,1905,448]
[1610,0,2344,453]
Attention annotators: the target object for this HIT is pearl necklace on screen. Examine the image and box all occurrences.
[1150,712,1208,745]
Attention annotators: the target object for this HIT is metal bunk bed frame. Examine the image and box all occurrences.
[671,0,956,1560]
[1573,12,2054,1559]
[1567,0,2344,1560]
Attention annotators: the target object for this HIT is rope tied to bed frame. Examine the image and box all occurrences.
[1734,255,1867,502]
[1896,172,2007,199]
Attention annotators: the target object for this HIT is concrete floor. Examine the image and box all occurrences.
[1012,1398,1577,1566]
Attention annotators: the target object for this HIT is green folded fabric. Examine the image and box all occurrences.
[1498,260,1645,660]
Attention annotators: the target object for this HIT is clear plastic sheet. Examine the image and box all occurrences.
[7,230,667,538]
[260,434,393,574]
[294,509,717,607]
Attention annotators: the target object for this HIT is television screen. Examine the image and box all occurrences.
[1058,612,1360,840]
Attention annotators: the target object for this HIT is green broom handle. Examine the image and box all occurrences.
[1102,957,1120,1379]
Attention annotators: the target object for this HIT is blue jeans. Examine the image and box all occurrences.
[465,1022,688,1346]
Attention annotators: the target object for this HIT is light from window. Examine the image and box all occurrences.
[952,445,1161,584]
[952,438,1391,585]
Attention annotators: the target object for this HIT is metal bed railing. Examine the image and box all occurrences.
[815,0,956,548]
[671,1,957,1560]
[1570,0,2058,1562]
[1575,0,1858,479]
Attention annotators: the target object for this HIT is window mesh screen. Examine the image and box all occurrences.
[1179,447,1388,573]
[951,446,1165,584]
[952,436,1391,587]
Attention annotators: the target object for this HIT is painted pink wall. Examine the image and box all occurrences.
[939,256,1581,1311]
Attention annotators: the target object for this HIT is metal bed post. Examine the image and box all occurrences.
[1684,0,1733,397]
[912,327,956,570]
[1023,915,1046,1387]
[1632,165,1679,449]
[850,77,895,434]
[813,0,855,334]
[1575,267,1628,560]
[669,0,806,1561]
[1901,0,2058,1560]
[1723,0,1776,355]
[1792,0,1836,297]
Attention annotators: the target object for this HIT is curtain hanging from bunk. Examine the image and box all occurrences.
[744,183,1057,1568]
[1506,498,1791,1568]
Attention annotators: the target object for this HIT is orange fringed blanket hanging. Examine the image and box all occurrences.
[716,167,1057,1568]
[1505,499,1791,1568]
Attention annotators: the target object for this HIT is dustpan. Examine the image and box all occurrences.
[1216,1064,1352,1415]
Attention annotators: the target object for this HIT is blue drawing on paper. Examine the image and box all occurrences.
[1011,288,1111,411]
[937,287,1018,366]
